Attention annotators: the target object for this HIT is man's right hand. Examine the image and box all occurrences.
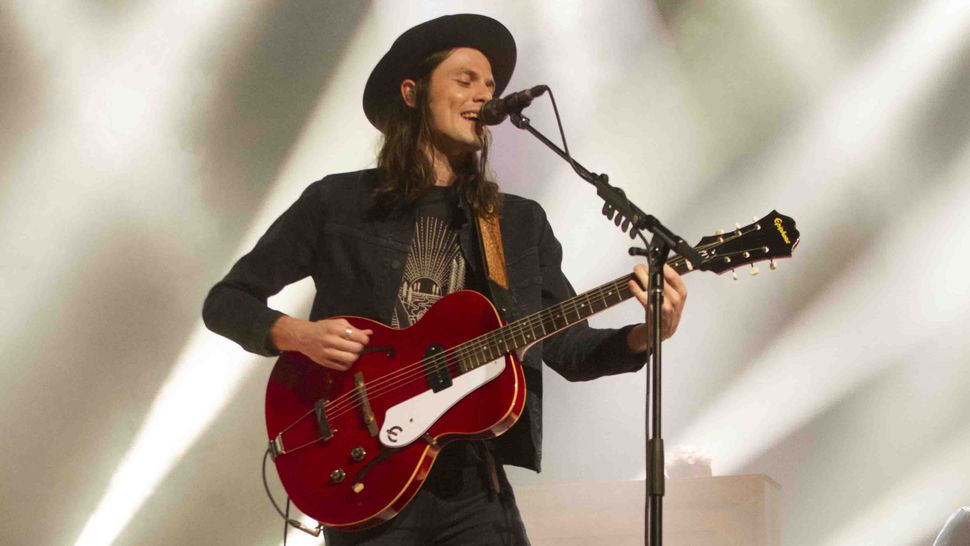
[270,315,373,371]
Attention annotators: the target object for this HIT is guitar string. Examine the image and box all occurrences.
[270,278,623,455]
[321,275,634,421]
[276,230,769,446]
[320,241,767,424]
[281,243,769,452]
[276,246,737,454]
[319,228,759,416]
[272,279,630,455]
[317,234,761,422]
[318,239,760,425]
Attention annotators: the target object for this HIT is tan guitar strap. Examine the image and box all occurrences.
[474,212,513,322]
[475,211,511,495]
[476,212,509,291]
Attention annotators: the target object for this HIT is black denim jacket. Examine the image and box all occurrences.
[202,169,646,471]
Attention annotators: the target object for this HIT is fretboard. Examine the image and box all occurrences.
[454,254,695,373]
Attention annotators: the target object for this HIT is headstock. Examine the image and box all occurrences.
[669,211,799,278]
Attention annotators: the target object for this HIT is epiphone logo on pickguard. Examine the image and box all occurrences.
[386,425,403,443]
[774,218,791,244]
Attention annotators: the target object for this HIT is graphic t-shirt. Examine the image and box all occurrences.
[391,186,467,328]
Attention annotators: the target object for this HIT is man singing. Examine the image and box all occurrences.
[203,13,687,545]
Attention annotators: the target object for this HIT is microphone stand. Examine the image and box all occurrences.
[508,111,706,546]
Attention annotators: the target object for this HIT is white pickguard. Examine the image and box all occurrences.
[378,357,506,448]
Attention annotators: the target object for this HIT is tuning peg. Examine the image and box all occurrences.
[734,223,742,234]
[750,264,759,276]
[732,269,738,281]
[769,259,777,270]
[715,229,724,236]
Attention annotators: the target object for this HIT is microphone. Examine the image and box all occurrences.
[479,85,549,125]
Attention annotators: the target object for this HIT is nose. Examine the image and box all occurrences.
[474,82,493,103]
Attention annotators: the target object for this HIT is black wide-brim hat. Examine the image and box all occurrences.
[363,14,517,132]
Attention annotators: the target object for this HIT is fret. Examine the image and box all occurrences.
[509,327,521,348]
[598,285,612,310]
[604,286,618,305]
[480,343,493,364]
[576,296,590,319]
[542,314,557,334]
[554,311,567,330]
[537,315,548,336]
[488,331,498,352]
[589,292,606,314]
[564,300,579,326]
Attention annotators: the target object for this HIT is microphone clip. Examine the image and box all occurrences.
[479,85,549,125]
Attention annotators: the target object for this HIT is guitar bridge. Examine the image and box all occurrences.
[315,398,334,441]
[355,372,379,437]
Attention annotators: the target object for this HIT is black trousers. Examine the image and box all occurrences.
[323,441,531,545]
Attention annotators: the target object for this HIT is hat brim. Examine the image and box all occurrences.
[363,14,516,132]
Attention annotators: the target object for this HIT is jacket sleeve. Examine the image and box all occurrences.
[534,205,648,381]
[201,181,324,356]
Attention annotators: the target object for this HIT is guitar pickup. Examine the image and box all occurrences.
[423,344,453,393]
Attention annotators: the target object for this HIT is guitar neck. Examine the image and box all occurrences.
[455,254,695,374]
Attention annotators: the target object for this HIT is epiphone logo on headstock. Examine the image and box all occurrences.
[773,217,791,244]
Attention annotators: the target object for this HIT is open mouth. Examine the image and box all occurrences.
[460,111,485,138]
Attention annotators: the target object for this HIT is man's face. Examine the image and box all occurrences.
[424,47,495,157]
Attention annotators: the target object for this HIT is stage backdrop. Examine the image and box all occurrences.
[2,1,968,545]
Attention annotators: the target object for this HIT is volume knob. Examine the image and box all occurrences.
[351,447,366,462]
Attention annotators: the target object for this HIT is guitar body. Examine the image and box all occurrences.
[265,290,525,530]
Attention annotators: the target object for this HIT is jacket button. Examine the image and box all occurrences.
[391,260,401,270]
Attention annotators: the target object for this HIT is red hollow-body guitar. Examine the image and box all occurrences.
[265,211,799,530]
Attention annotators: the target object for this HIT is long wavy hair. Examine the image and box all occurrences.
[374,49,501,218]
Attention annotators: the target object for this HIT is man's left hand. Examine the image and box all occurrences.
[626,264,688,353]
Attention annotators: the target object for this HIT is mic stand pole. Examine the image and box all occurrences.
[642,233,669,546]
[508,112,706,546]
